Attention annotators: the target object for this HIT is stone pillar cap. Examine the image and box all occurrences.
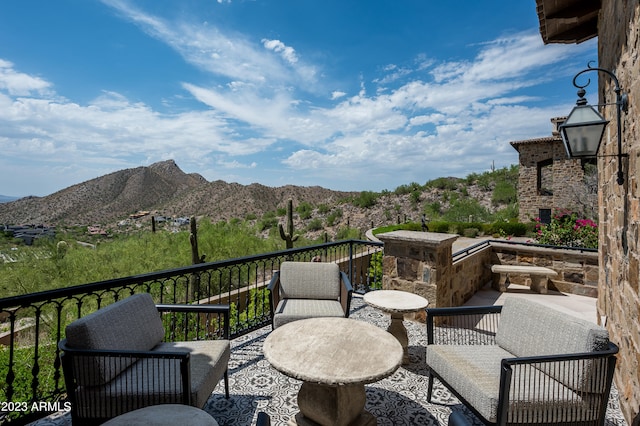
[377,230,457,247]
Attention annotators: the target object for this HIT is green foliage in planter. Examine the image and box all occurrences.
[534,211,598,248]
[367,251,383,290]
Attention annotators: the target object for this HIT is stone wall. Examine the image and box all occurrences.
[452,247,493,305]
[489,243,599,297]
[596,1,640,423]
[378,232,600,321]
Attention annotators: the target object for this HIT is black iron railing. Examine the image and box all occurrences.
[0,239,383,425]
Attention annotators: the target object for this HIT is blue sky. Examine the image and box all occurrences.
[0,0,596,197]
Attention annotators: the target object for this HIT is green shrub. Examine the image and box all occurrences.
[367,251,383,290]
[425,177,460,190]
[296,201,313,220]
[306,218,323,231]
[488,221,528,237]
[441,198,491,223]
[258,217,278,231]
[427,221,450,233]
[335,226,362,240]
[326,209,342,226]
[492,180,517,205]
[317,204,330,214]
[352,191,378,208]
[463,228,479,238]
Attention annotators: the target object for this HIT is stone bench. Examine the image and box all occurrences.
[490,264,558,293]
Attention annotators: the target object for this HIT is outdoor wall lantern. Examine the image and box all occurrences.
[559,63,629,185]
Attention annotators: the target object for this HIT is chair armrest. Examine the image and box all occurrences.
[339,271,353,317]
[426,305,503,345]
[59,340,192,359]
[156,303,230,339]
[267,271,281,328]
[496,342,619,425]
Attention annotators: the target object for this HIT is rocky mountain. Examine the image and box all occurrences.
[0,160,507,238]
[0,160,358,227]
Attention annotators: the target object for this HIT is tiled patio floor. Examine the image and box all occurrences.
[31,290,627,426]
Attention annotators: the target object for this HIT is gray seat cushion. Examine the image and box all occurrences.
[272,299,345,328]
[74,340,230,417]
[427,344,594,424]
[155,341,231,407]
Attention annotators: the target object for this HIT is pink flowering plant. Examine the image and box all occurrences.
[534,210,598,248]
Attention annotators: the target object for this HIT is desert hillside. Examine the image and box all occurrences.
[0,160,514,239]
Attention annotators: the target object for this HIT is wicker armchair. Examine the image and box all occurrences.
[267,261,353,329]
[425,297,618,426]
[59,293,230,425]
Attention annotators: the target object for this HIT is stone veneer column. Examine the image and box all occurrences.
[377,231,458,319]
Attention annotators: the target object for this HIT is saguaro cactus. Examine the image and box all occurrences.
[189,216,206,265]
[279,199,299,249]
[189,216,205,301]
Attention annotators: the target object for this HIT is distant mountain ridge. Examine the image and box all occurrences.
[0,195,19,204]
[0,160,358,226]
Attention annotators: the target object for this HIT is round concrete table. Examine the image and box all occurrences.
[363,290,429,363]
[102,404,218,426]
[263,317,402,426]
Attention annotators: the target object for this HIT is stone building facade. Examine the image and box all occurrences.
[536,1,640,423]
[510,117,593,223]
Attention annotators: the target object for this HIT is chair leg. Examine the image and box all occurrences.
[224,370,230,399]
[427,372,434,402]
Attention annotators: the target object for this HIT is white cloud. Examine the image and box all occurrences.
[262,39,298,64]
[0,59,52,96]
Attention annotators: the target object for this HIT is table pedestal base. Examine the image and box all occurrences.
[288,411,376,426]
[289,382,375,426]
[388,313,409,364]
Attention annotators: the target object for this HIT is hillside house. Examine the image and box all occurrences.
[510,117,596,224]
[510,117,598,223]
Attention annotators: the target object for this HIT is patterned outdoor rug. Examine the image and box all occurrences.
[31,295,627,426]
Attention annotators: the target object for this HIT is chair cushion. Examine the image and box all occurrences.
[65,293,165,385]
[279,262,341,300]
[273,299,345,328]
[155,340,231,407]
[495,297,610,391]
[427,344,593,424]
[74,340,231,418]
